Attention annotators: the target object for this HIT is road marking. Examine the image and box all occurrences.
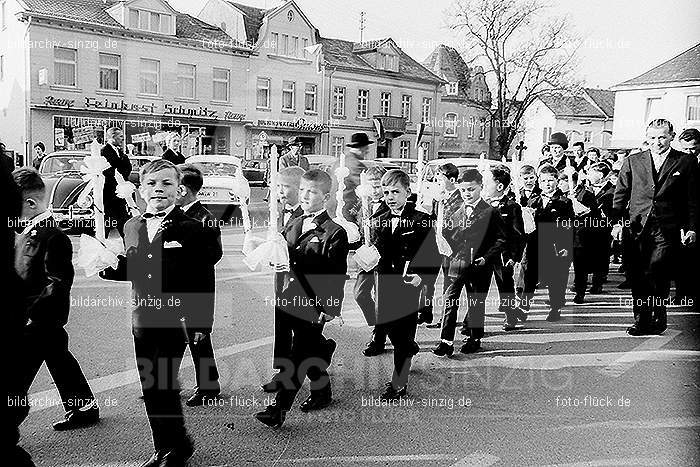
[557,416,700,430]
[27,335,273,413]
[280,454,457,463]
[483,330,629,344]
[599,330,680,377]
[542,457,674,466]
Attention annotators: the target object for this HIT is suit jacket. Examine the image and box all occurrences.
[490,194,525,263]
[356,199,390,246]
[372,203,440,319]
[2,161,27,332]
[100,207,221,332]
[539,155,570,172]
[528,189,574,255]
[101,144,132,218]
[444,198,507,268]
[572,185,599,248]
[573,156,589,173]
[162,148,186,165]
[278,211,349,321]
[613,148,698,237]
[14,217,74,328]
[519,185,541,207]
[183,201,223,332]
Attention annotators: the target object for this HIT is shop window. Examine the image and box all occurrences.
[421,97,432,125]
[282,80,296,110]
[380,92,391,116]
[257,77,270,109]
[139,58,159,95]
[305,83,317,112]
[401,95,412,121]
[54,47,77,86]
[98,53,120,91]
[332,136,344,157]
[213,68,230,102]
[177,63,196,99]
[357,89,369,119]
[333,86,345,117]
[399,140,410,158]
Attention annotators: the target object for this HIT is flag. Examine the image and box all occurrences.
[415,122,426,149]
[373,118,385,142]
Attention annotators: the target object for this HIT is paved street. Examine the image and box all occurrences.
[17,224,700,466]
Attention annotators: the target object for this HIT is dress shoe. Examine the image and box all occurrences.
[502,319,517,331]
[362,341,385,357]
[379,382,407,400]
[426,320,442,329]
[417,311,433,325]
[299,389,332,412]
[432,342,454,357]
[626,325,652,336]
[140,441,194,467]
[254,405,286,428]
[186,389,220,407]
[261,373,283,393]
[589,286,604,294]
[460,338,481,354]
[545,309,561,321]
[573,293,585,304]
[410,341,420,356]
[52,402,99,431]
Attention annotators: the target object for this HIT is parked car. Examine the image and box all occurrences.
[186,154,243,222]
[242,159,268,186]
[306,154,337,170]
[38,151,92,232]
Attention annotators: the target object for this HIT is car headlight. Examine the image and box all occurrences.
[77,194,93,209]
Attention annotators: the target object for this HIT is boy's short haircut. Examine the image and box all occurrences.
[279,166,306,183]
[538,164,559,178]
[381,169,411,189]
[586,147,601,158]
[459,168,483,184]
[365,165,387,181]
[301,169,332,194]
[490,166,511,188]
[591,160,612,176]
[141,159,181,181]
[178,164,204,193]
[520,164,536,175]
[647,118,673,134]
[679,128,700,144]
[573,141,584,150]
[13,168,46,198]
[438,163,459,180]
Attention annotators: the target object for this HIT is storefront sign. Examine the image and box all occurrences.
[131,132,151,144]
[45,96,75,109]
[72,126,94,144]
[85,97,156,114]
[256,118,327,132]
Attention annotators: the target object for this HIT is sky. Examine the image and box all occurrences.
[170,0,700,89]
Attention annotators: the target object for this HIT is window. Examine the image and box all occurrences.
[139,58,159,94]
[444,113,458,137]
[302,38,309,58]
[645,97,662,123]
[177,63,196,99]
[291,36,299,57]
[583,130,592,143]
[257,78,270,108]
[447,82,458,95]
[687,95,700,122]
[332,136,344,157]
[479,119,486,139]
[333,86,346,117]
[420,142,430,156]
[54,48,77,86]
[399,140,410,158]
[401,95,412,121]
[542,127,552,144]
[357,89,369,118]
[282,80,296,110]
[421,97,432,124]
[271,33,279,54]
[98,53,120,91]
[281,34,289,55]
[0,55,4,81]
[304,83,317,112]
[378,53,398,71]
[212,68,229,101]
[468,116,475,138]
[380,92,391,116]
[130,9,171,34]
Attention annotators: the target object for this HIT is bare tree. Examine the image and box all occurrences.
[448,0,581,159]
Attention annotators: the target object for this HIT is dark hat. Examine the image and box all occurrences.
[285,136,303,147]
[346,132,374,148]
[548,132,569,150]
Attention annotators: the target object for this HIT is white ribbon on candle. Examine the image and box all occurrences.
[435,196,453,256]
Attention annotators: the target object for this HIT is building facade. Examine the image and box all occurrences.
[611,42,700,149]
[422,44,492,158]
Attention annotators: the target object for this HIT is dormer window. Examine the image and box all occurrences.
[378,53,398,72]
[129,8,172,34]
[447,82,458,95]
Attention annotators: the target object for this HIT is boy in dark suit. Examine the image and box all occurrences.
[101,127,132,237]
[354,166,391,357]
[262,166,306,392]
[587,161,616,294]
[522,164,574,321]
[176,164,223,407]
[433,169,506,356]
[13,168,99,432]
[255,169,349,427]
[101,160,221,466]
[518,164,540,206]
[373,170,440,398]
[482,166,526,331]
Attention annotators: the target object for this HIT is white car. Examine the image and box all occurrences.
[186,154,244,221]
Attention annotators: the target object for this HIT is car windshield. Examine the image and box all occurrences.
[197,162,238,177]
[41,156,86,174]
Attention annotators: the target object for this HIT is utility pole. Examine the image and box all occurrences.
[359,11,366,43]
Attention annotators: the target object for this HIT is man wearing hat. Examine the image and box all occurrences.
[539,132,571,172]
[327,132,374,224]
[279,137,310,171]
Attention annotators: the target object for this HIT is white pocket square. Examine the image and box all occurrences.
[672,171,681,176]
[163,241,182,248]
